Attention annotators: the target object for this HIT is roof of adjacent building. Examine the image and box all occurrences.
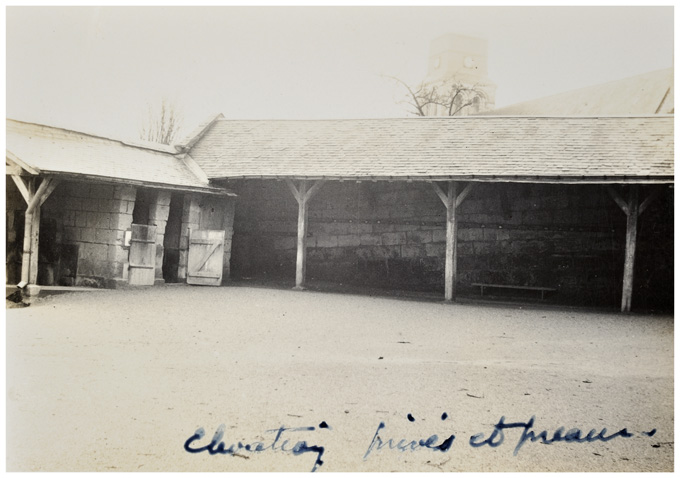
[6,119,232,194]
[481,68,673,116]
[185,116,674,183]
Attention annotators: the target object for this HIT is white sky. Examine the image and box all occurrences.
[5,5,675,142]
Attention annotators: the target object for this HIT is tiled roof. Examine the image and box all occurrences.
[7,119,230,193]
[481,68,673,116]
[187,116,674,183]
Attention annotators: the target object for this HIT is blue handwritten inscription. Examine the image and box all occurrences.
[362,413,651,461]
[185,414,657,470]
[469,415,636,456]
[364,412,455,460]
[184,422,330,472]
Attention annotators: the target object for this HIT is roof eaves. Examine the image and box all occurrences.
[43,170,237,196]
[203,173,674,185]
[6,149,41,175]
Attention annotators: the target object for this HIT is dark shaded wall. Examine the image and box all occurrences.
[6,177,27,284]
[38,181,138,287]
[229,179,673,310]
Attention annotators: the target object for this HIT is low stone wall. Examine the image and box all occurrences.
[230,180,673,308]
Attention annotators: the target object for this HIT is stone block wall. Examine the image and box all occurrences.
[8,179,238,289]
[150,190,171,283]
[40,181,136,287]
[230,179,673,308]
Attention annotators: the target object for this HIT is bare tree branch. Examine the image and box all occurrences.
[386,75,485,117]
[140,98,184,145]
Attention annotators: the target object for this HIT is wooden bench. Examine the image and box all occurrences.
[472,283,557,300]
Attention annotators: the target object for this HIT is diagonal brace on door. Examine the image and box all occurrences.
[194,240,221,273]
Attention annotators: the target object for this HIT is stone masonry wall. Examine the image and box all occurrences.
[230,179,673,309]
[151,190,171,283]
[40,181,136,288]
[9,179,239,289]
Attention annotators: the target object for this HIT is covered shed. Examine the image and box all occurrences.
[181,115,674,311]
[6,119,236,293]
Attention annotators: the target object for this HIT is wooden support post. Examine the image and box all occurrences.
[294,180,309,290]
[14,176,59,289]
[19,178,36,286]
[621,186,639,312]
[607,184,664,312]
[444,181,458,301]
[432,181,475,301]
[286,179,325,290]
[29,205,41,285]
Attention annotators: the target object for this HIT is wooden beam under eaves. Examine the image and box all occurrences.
[6,151,39,175]
[6,162,25,176]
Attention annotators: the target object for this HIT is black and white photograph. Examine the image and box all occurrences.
[4,5,674,472]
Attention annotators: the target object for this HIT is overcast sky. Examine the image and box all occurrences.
[6,6,674,142]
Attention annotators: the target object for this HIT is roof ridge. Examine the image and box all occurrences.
[6,118,177,155]
[175,113,225,153]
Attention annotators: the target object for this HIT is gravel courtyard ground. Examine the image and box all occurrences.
[6,285,674,472]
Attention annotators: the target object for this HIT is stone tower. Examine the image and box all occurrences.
[423,33,497,116]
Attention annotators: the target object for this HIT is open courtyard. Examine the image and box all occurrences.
[6,285,674,472]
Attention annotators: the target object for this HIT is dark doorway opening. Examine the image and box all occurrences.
[132,188,158,225]
[162,193,184,283]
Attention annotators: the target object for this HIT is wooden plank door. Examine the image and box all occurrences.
[128,224,157,285]
[187,229,225,286]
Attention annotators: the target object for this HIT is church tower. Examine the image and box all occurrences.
[423,33,497,116]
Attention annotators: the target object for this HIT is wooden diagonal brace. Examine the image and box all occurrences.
[606,186,629,216]
[304,180,326,202]
[455,182,476,208]
[431,182,449,208]
[433,181,475,210]
[638,187,663,216]
[285,179,302,202]
[39,179,59,208]
[195,240,222,272]
[11,175,31,205]
[26,178,55,215]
